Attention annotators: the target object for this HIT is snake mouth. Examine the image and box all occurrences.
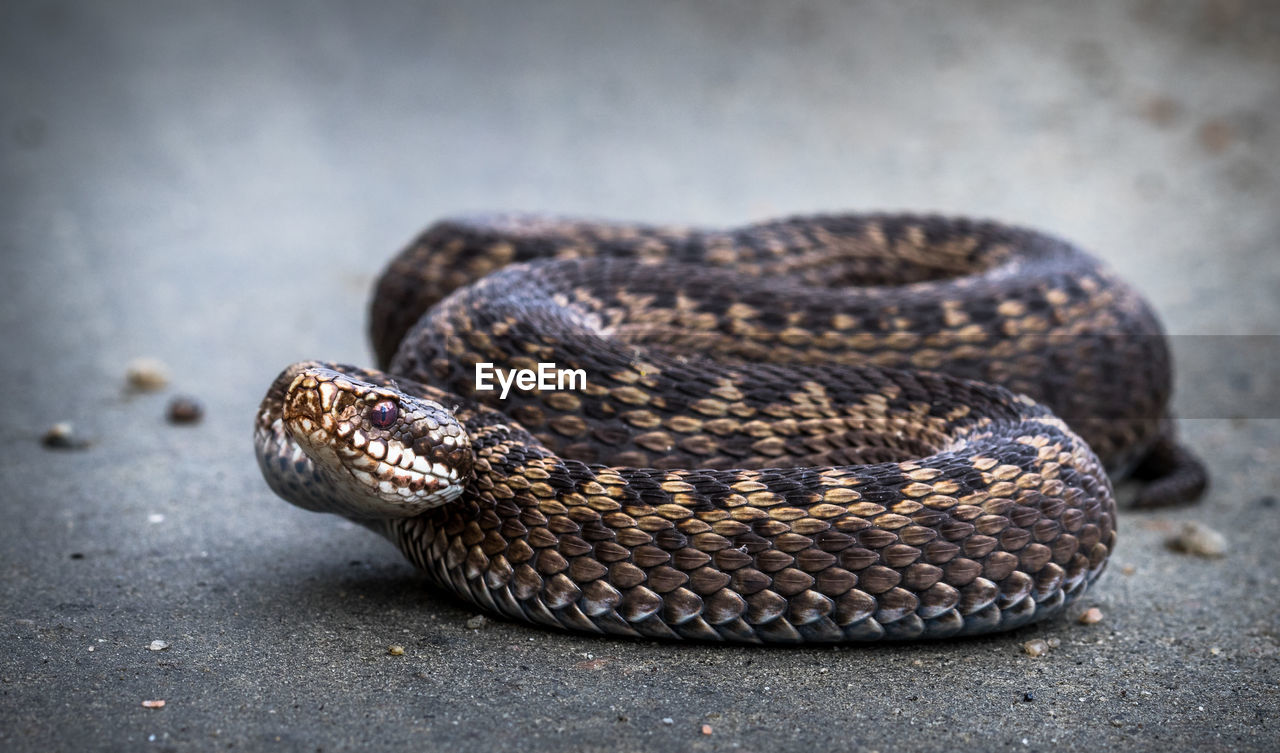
[279,365,473,518]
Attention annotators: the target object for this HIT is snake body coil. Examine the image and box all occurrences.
[255,213,1206,643]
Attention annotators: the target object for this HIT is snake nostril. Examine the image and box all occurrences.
[369,400,398,428]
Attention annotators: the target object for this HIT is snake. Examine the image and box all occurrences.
[254,213,1207,643]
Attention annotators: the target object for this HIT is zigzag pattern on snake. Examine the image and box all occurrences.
[254,213,1206,643]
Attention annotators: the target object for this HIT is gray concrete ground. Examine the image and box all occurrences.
[2,1,1278,751]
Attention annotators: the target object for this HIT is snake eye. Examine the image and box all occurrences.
[369,399,398,429]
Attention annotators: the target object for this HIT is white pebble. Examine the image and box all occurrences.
[126,358,169,391]
[1167,522,1226,558]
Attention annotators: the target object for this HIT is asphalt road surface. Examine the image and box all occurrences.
[2,2,1277,751]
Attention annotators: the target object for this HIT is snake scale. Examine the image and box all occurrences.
[255,213,1207,643]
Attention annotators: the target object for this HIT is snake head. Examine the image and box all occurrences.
[278,365,473,517]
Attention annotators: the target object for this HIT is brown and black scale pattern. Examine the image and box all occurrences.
[376,363,1116,642]
[259,212,1206,643]
[381,213,1204,506]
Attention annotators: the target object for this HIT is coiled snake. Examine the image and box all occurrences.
[255,213,1206,643]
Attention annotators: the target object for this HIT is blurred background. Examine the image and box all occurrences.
[2,1,1277,751]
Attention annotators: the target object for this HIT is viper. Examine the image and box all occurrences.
[255,213,1206,643]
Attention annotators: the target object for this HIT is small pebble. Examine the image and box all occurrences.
[126,358,169,391]
[701,724,713,735]
[148,640,169,652]
[1046,637,1061,649]
[1023,691,1036,702]
[1121,565,1137,576]
[1166,521,1227,558]
[1209,646,1222,656]
[661,717,673,725]
[42,422,90,450]
[166,395,204,424]
[1023,639,1050,658]
[1079,607,1105,625]
[465,615,487,630]
[387,645,405,656]
[1197,119,1234,154]
[1141,96,1181,127]
[141,700,165,709]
